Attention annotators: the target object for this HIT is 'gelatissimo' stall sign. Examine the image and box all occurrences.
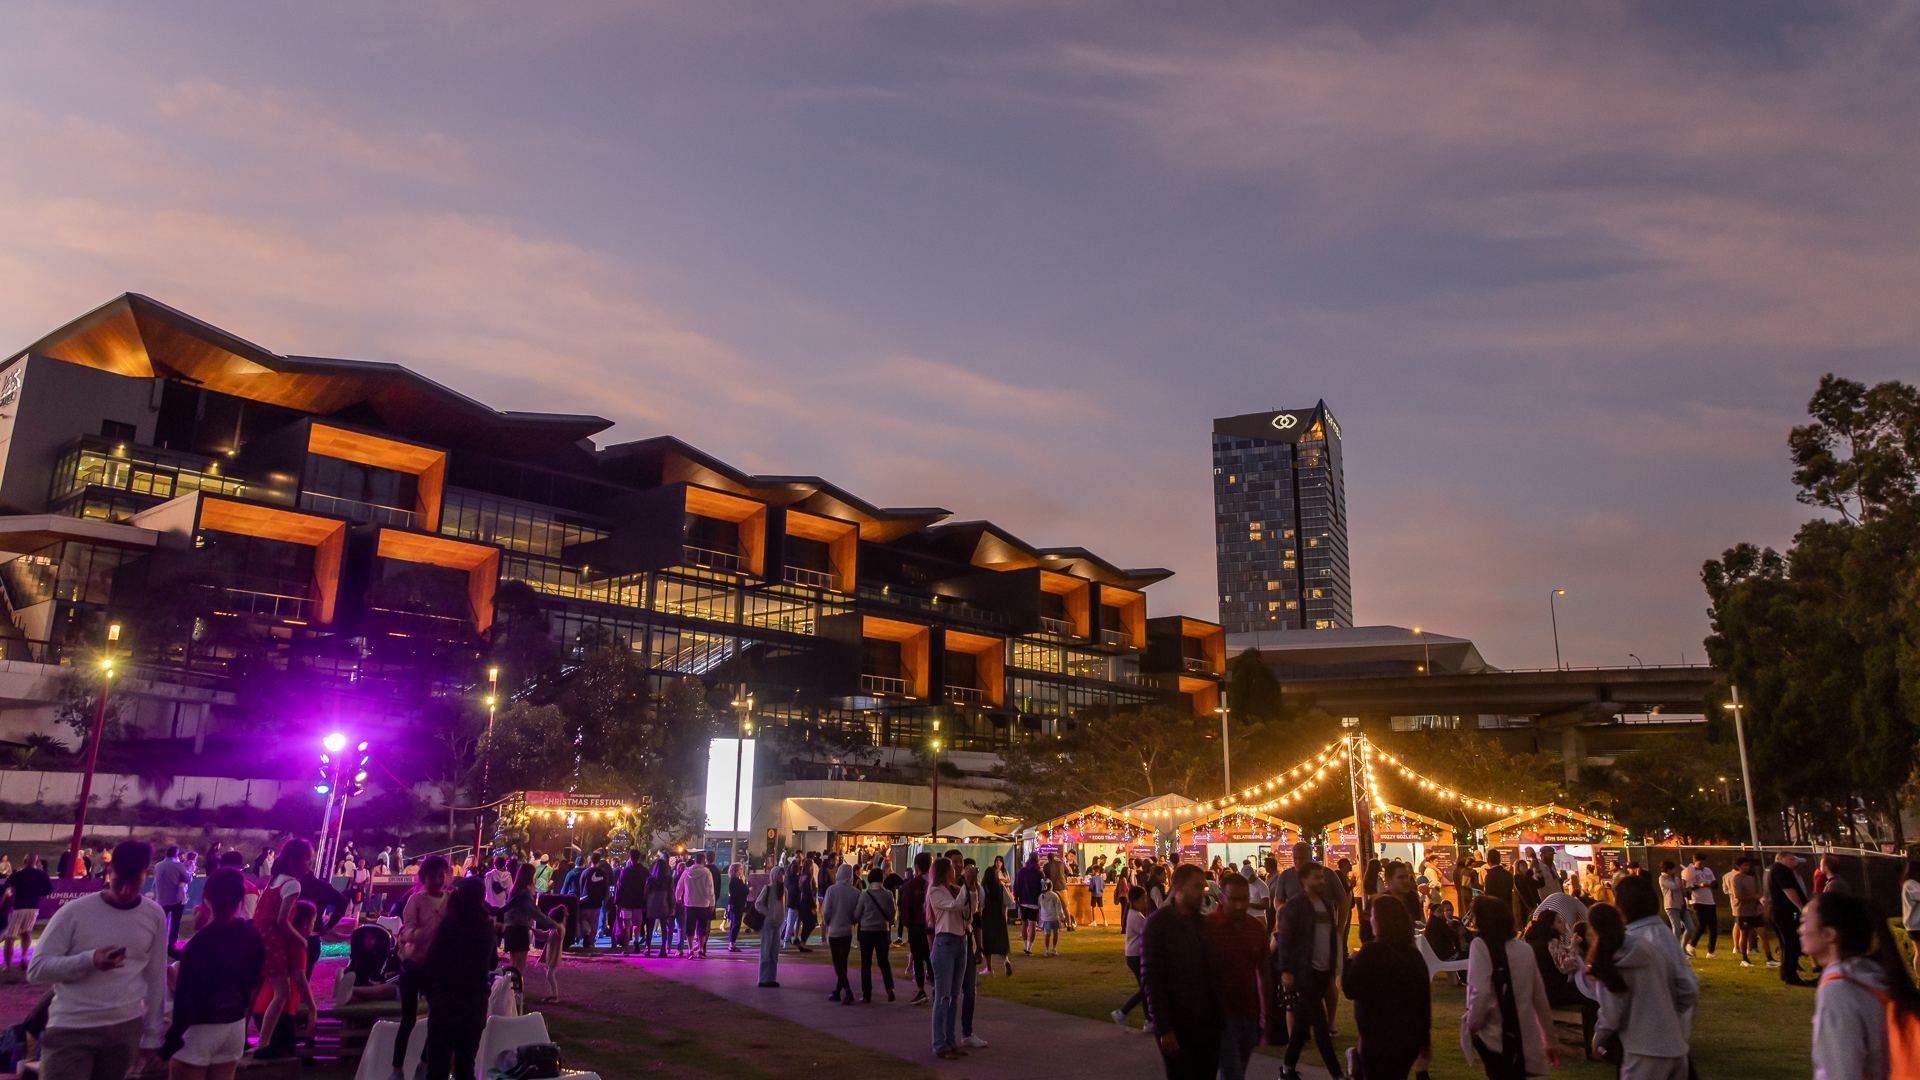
[1324,806,1457,847]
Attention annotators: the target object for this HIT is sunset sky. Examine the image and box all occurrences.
[3,3,1916,667]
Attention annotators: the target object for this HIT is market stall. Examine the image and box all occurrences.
[1176,807,1306,870]
[1324,805,1458,883]
[1019,805,1158,923]
[1482,803,1629,883]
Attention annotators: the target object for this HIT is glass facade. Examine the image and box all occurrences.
[1212,405,1351,634]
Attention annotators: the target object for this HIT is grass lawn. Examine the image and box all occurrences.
[889,921,1817,1080]
[542,957,938,1079]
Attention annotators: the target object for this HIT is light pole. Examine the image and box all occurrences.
[729,688,753,868]
[1412,626,1431,674]
[1548,587,1567,670]
[928,732,943,840]
[475,665,499,865]
[67,623,120,875]
[1723,685,1762,849]
[1215,690,1233,796]
[1627,653,1644,668]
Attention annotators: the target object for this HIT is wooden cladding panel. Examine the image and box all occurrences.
[1101,587,1147,648]
[308,425,449,529]
[199,498,344,546]
[788,510,858,592]
[683,485,765,523]
[376,529,500,634]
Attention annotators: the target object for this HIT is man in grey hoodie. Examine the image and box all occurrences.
[821,864,861,1005]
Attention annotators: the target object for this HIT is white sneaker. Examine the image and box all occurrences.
[962,1035,988,1049]
[333,970,358,1009]
[1766,960,1781,968]
[1110,1009,1126,1026]
[1740,960,1753,968]
[1705,952,1716,959]
[1684,944,1695,957]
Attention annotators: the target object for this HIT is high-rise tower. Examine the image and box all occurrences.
[1212,402,1351,634]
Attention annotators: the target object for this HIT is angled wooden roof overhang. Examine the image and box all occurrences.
[12,294,611,455]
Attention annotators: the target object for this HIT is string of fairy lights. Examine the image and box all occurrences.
[1132,733,1527,823]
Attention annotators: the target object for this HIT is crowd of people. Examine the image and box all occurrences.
[1113,843,1920,1080]
[2,836,1918,1078]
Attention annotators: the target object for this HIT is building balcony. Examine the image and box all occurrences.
[683,544,744,575]
[1039,615,1075,638]
[944,685,985,707]
[366,603,474,640]
[204,582,313,623]
[300,491,417,529]
[860,672,909,697]
[1100,628,1132,649]
[1182,655,1209,673]
[783,564,835,590]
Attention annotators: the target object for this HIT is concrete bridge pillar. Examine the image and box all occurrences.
[1559,727,1585,784]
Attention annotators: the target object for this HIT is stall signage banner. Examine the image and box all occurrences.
[40,878,103,919]
[1190,827,1288,844]
[1176,847,1205,866]
[525,791,627,811]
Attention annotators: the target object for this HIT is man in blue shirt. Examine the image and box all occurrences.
[150,847,191,956]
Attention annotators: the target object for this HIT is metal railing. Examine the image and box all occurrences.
[855,585,1005,627]
[367,604,472,635]
[782,564,835,590]
[945,685,984,706]
[210,585,312,622]
[1039,616,1075,637]
[300,491,416,528]
[1100,628,1133,648]
[682,545,743,574]
[860,673,908,697]
[1182,655,1210,673]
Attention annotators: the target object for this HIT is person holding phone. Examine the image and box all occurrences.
[28,840,170,1078]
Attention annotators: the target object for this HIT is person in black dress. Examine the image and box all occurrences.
[978,866,1013,976]
[1343,892,1430,1080]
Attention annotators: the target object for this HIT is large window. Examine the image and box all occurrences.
[301,457,418,526]
[439,489,608,557]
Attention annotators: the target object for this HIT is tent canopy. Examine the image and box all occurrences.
[1022,804,1155,843]
[1483,804,1627,845]
[1325,805,1457,845]
[1177,807,1304,846]
[941,816,1015,841]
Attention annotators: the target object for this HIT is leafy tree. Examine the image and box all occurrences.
[52,670,124,755]
[1704,374,1920,845]
[1571,736,1746,842]
[994,705,1223,822]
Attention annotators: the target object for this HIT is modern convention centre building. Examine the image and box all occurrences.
[0,294,1225,851]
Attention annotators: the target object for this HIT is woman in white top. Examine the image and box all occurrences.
[1462,894,1557,1078]
[1902,859,1920,982]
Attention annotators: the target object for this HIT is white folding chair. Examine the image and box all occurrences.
[354,1017,428,1080]
[1416,933,1469,979]
[477,1012,552,1074]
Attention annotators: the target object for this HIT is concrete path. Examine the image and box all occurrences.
[616,946,1335,1079]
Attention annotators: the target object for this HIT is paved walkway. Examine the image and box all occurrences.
[618,946,1335,1079]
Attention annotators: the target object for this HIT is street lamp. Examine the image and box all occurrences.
[67,622,121,875]
[475,666,500,864]
[1627,653,1644,668]
[1214,691,1233,796]
[1548,588,1568,670]
[729,688,754,868]
[1723,686,1762,848]
[1412,626,1431,675]
[928,734,944,840]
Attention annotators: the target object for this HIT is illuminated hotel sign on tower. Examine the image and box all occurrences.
[1211,402,1351,636]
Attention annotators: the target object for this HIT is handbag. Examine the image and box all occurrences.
[744,886,767,932]
[497,1042,563,1079]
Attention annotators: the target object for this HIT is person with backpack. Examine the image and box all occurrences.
[855,866,897,1002]
[1804,890,1920,1079]
[754,866,785,988]
[1461,894,1557,1078]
